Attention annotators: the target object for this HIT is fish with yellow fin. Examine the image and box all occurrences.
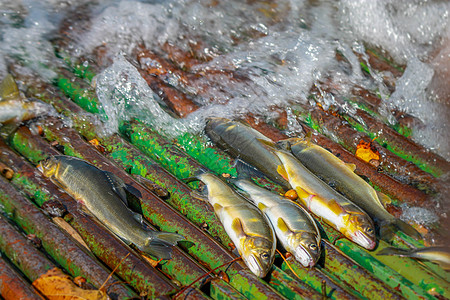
[0,74,49,124]
[187,172,276,277]
[278,137,421,241]
[274,149,377,250]
[234,179,321,267]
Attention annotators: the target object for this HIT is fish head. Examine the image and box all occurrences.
[241,236,275,278]
[37,156,60,178]
[289,232,321,267]
[343,213,376,250]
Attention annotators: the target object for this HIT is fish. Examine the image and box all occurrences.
[377,246,450,270]
[0,74,49,124]
[37,155,184,260]
[205,117,291,190]
[234,179,321,267]
[280,138,421,241]
[190,172,276,277]
[274,149,377,250]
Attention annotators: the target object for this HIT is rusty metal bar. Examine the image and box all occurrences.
[348,108,450,178]
[0,176,138,299]
[0,215,54,282]
[281,257,360,300]
[0,256,44,300]
[321,241,404,299]
[306,106,439,193]
[139,69,199,117]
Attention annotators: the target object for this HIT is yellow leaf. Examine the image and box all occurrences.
[355,139,380,163]
[32,268,108,300]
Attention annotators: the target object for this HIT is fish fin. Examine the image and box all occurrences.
[190,190,208,202]
[103,171,128,206]
[305,131,313,147]
[377,246,412,257]
[235,159,266,179]
[124,184,142,199]
[328,199,346,215]
[0,74,20,101]
[132,211,144,225]
[275,138,303,151]
[380,219,422,242]
[256,138,276,148]
[277,218,290,234]
[139,231,184,259]
[213,203,224,213]
[376,191,392,206]
[152,231,185,246]
[345,163,356,172]
[257,202,268,211]
[231,218,246,238]
[276,164,289,181]
[294,187,311,200]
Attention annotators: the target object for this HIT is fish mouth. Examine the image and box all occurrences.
[245,254,270,278]
[293,245,318,268]
[352,230,376,250]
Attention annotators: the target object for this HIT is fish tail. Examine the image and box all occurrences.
[379,219,422,241]
[139,232,185,260]
[377,247,412,257]
[182,168,209,184]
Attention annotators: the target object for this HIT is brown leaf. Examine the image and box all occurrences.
[32,267,108,300]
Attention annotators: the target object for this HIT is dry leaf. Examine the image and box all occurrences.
[141,255,162,268]
[32,268,108,300]
[52,217,91,252]
[88,139,106,153]
[355,139,380,163]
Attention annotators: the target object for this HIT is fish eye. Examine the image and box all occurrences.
[261,253,270,260]
[309,244,318,251]
[365,226,374,235]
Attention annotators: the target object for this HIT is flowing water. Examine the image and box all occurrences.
[1,0,449,238]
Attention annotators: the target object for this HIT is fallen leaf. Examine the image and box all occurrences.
[52,217,91,253]
[355,139,380,163]
[141,255,162,268]
[32,267,107,300]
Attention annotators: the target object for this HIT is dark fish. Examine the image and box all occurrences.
[205,117,290,189]
[38,155,184,260]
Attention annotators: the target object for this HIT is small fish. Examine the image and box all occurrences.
[190,172,276,277]
[205,117,291,190]
[280,138,421,241]
[0,74,49,124]
[378,246,450,270]
[234,179,321,267]
[37,155,184,260]
[274,149,377,250]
